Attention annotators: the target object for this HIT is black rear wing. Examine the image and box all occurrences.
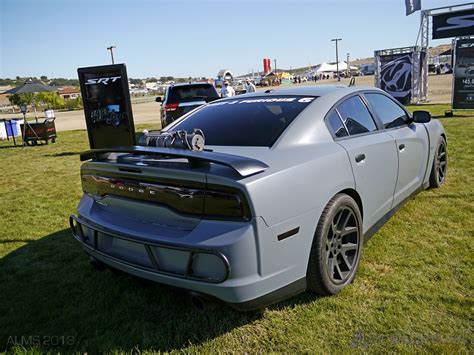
[80,146,268,177]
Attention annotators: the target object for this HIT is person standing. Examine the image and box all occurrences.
[221,81,235,97]
[245,79,256,93]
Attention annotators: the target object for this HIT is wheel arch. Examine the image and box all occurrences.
[338,188,363,220]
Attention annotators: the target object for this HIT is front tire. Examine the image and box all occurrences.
[429,136,447,188]
[307,194,363,295]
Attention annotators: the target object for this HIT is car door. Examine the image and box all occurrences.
[327,95,398,234]
[364,92,429,207]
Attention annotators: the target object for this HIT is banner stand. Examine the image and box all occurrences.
[78,64,136,149]
[374,46,427,104]
[452,36,474,111]
[417,3,474,108]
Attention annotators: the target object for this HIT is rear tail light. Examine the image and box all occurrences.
[81,174,251,221]
[164,103,179,112]
[203,190,250,221]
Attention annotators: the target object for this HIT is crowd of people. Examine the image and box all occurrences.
[220,71,352,98]
[220,79,256,98]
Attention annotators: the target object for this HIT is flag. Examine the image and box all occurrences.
[405,0,421,16]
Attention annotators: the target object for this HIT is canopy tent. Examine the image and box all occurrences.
[316,62,358,73]
[263,71,277,78]
[5,80,57,121]
[5,80,58,146]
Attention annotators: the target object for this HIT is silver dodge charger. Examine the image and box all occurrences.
[70,85,447,310]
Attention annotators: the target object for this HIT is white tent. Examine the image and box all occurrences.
[316,62,358,73]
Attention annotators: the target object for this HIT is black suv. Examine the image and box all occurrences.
[157,82,220,128]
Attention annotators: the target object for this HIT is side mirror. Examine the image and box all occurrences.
[412,110,431,123]
[155,96,162,103]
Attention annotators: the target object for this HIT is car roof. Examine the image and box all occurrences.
[170,82,213,88]
[228,84,378,100]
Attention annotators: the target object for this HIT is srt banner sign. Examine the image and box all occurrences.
[432,8,474,39]
[78,64,136,149]
[453,38,474,109]
[405,0,421,16]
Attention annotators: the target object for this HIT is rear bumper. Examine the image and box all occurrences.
[70,215,231,283]
[69,213,308,310]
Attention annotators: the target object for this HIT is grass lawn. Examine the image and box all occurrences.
[0,104,472,353]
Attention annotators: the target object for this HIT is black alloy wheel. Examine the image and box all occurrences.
[325,206,360,284]
[429,137,448,188]
[307,193,363,295]
[436,140,447,184]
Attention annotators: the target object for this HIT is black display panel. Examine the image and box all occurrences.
[78,64,136,149]
[453,38,474,109]
[379,53,413,104]
[432,9,474,40]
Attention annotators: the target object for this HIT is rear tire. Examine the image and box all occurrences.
[307,194,363,295]
[429,136,447,188]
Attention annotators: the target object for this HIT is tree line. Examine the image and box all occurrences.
[0,76,79,87]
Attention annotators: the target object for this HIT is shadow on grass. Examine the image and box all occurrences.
[0,144,23,150]
[0,228,317,352]
[43,151,81,157]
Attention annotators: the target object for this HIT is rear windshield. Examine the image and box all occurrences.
[169,95,317,146]
[168,84,219,103]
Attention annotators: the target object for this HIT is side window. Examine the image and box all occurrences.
[365,93,408,129]
[326,110,348,138]
[336,96,377,135]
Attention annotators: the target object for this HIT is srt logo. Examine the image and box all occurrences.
[437,14,474,32]
[460,43,474,48]
[85,76,121,85]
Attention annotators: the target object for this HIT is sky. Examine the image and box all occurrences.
[0,0,466,79]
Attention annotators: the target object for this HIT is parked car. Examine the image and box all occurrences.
[360,63,375,76]
[255,77,268,87]
[71,85,447,310]
[156,82,220,128]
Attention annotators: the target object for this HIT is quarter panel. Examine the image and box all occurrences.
[243,142,355,227]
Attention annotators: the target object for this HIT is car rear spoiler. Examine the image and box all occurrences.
[80,146,269,177]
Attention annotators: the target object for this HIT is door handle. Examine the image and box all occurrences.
[355,154,366,163]
[399,144,405,151]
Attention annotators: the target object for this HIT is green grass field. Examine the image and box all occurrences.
[0,104,472,353]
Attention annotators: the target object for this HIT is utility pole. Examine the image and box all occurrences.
[107,45,116,64]
[274,59,277,74]
[347,53,350,77]
[331,38,342,81]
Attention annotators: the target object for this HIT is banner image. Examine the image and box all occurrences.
[378,53,413,104]
[405,0,421,16]
[432,8,474,39]
[453,38,474,109]
[78,64,136,149]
